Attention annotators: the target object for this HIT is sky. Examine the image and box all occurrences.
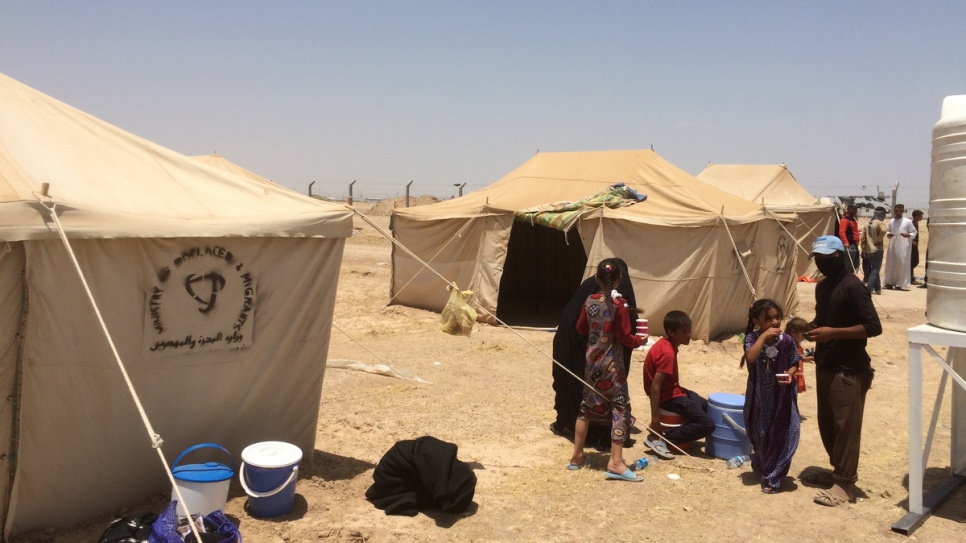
[3,2,964,207]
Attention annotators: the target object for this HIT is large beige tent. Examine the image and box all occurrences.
[192,153,277,186]
[390,150,799,341]
[697,164,837,277]
[0,73,352,537]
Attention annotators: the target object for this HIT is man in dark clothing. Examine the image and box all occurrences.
[807,236,882,507]
[910,210,924,284]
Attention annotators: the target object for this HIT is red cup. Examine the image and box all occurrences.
[636,319,648,336]
[776,373,791,384]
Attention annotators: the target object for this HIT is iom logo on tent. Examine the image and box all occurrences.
[776,235,791,274]
[145,246,255,355]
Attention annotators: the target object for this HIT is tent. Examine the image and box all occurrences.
[192,153,277,187]
[697,164,837,278]
[389,150,798,341]
[0,72,353,537]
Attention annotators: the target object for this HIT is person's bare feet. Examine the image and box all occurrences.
[569,453,586,468]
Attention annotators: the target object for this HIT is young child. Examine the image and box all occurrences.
[568,258,643,482]
[643,310,715,458]
[785,317,812,393]
[742,299,801,494]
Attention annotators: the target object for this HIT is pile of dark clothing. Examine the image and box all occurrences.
[365,436,477,516]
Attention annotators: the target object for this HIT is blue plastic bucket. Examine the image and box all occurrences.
[171,443,235,517]
[240,441,302,517]
[705,393,752,460]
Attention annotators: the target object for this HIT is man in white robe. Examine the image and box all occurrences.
[883,204,917,290]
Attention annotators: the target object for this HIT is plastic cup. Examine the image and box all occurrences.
[776,373,791,384]
[636,319,648,336]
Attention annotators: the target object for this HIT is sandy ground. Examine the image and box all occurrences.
[19,206,964,543]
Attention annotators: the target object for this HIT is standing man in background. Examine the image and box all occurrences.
[910,210,924,285]
[860,206,887,295]
[837,204,860,274]
[883,204,917,291]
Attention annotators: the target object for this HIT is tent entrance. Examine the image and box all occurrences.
[496,221,586,327]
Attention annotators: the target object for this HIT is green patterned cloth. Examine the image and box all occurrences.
[514,183,647,232]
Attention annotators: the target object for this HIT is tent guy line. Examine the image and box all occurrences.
[718,211,758,301]
[382,204,488,308]
[352,206,715,471]
[38,196,205,543]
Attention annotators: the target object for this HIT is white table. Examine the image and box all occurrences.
[892,323,966,535]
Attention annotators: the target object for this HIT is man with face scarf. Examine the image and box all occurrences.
[859,207,887,294]
[806,236,882,507]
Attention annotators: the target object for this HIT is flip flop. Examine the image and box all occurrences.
[762,486,779,494]
[813,488,848,507]
[643,438,674,460]
[566,459,587,471]
[605,469,643,482]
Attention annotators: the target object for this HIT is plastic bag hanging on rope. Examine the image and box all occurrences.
[440,282,477,336]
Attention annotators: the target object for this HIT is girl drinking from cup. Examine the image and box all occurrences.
[568,258,643,482]
[740,299,801,493]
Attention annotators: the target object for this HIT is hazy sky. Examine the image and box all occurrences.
[3,2,964,206]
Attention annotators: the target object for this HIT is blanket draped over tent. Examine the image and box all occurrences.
[515,183,647,232]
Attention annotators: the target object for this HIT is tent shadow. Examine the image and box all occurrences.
[305,449,376,481]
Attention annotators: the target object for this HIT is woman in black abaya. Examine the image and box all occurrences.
[550,258,638,450]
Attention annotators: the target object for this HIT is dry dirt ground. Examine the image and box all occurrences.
[20,205,964,543]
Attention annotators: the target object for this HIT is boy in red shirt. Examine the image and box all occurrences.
[643,310,715,456]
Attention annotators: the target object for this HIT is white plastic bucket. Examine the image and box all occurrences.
[240,441,302,517]
[928,95,966,332]
[171,443,234,517]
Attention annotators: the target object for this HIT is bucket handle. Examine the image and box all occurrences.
[172,443,235,472]
[240,463,299,498]
[722,412,747,435]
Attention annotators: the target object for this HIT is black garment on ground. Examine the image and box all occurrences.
[550,258,637,446]
[365,436,476,516]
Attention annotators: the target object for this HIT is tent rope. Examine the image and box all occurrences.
[39,200,202,542]
[763,209,812,260]
[352,207,475,289]
[379,206,488,306]
[353,206,713,471]
[718,214,758,300]
[330,321,428,377]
